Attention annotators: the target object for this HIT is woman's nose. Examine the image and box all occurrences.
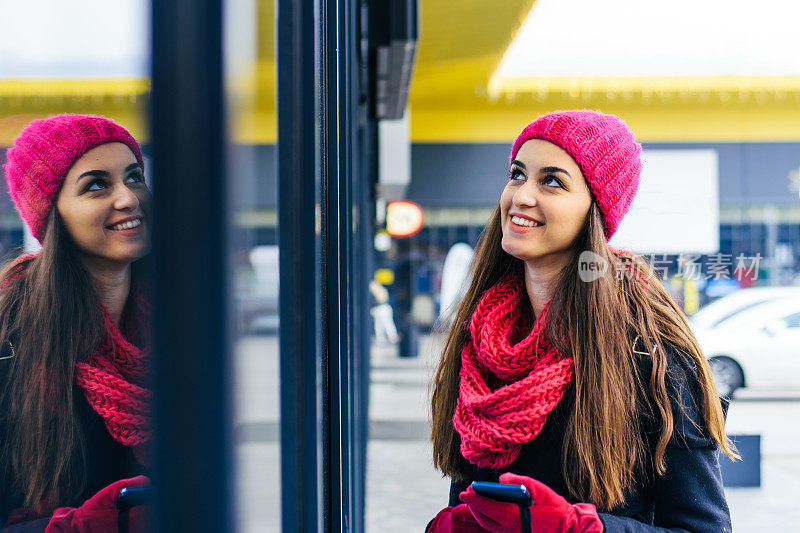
[513,181,538,207]
[114,185,141,210]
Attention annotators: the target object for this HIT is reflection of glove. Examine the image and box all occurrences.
[45,476,151,533]
[426,504,486,532]
[459,472,604,533]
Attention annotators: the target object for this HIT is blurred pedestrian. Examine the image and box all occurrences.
[370,279,400,344]
[0,114,152,531]
[426,110,736,532]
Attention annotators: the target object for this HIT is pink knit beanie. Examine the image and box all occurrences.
[3,114,144,243]
[510,110,641,240]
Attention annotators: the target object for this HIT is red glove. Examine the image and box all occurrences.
[459,473,604,533]
[45,476,151,533]
[426,503,486,532]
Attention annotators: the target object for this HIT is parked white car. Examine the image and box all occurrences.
[236,246,279,333]
[688,286,800,333]
[694,298,800,397]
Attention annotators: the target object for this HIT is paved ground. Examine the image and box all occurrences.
[366,336,451,533]
[233,335,281,533]
[233,334,800,532]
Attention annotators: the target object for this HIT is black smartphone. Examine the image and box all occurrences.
[470,481,532,507]
[116,486,153,510]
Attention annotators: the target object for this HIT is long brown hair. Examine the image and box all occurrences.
[430,202,738,510]
[0,208,107,510]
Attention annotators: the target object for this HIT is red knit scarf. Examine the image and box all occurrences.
[453,270,575,469]
[74,293,153,465]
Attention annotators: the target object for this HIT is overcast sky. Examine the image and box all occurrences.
[495,0,800,78]
[0,0,148,78]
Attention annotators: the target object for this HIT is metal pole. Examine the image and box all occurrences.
[150,0,233,530]
[277,0,326,530]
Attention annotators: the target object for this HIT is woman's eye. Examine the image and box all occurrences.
[543,175,562,188]
[509,168,524,180]
[86,179,106,191]
[126,173,145,184]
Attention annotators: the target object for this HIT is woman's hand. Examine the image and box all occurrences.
[45,475,151,533]
[426,504,486,532]
[459,472,604,533]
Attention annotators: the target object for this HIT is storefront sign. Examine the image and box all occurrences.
[386,200,424,238]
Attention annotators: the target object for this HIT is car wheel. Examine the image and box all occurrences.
[708,356,744,398]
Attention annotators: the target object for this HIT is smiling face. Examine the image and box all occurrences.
[55,142,151,270]
[500,139,593,265]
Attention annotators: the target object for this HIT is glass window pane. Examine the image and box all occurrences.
[224,0,279,531]
[0,1,152,528]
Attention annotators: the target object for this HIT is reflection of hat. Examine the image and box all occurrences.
[4,114,144,243]
[510,110,641,240]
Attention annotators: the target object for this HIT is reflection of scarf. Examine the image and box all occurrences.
[453,270,575,469]
[74,293,152,465]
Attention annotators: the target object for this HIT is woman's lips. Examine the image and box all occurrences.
[107,221,145,236]
[508,217,544,234]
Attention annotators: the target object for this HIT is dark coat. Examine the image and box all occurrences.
[0,339,145,532]
[445,342,733,532]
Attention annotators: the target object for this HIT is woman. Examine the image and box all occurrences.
[426,110,736,532]
[0,114,151,531]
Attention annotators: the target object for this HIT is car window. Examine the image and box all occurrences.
[782,312,800,328]
[710,299,771,328]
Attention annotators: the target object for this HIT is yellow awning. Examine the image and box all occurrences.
[3,0,800,144]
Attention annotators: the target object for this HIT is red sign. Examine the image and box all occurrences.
[386,200,424,238]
